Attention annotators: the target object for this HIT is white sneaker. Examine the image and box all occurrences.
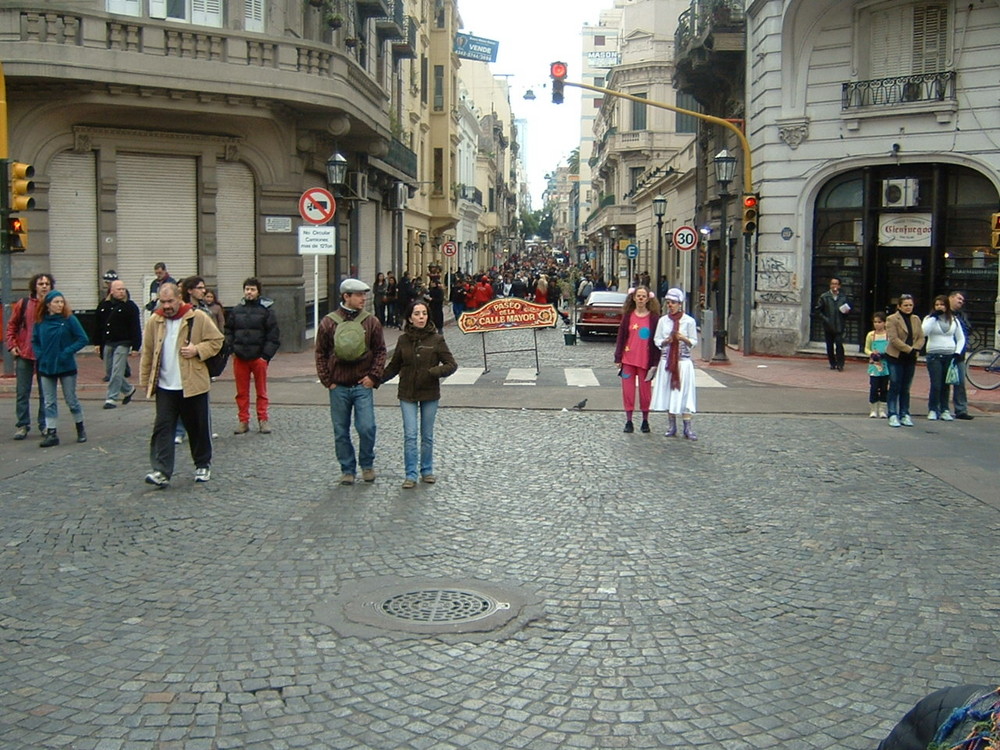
[869,406,878,418]
[145,470,170,487]
[174,435,184,444]
[939,410,954,421]
[901,414,914,427]
[194,466,211,483]
[888,415,901,428]
[927,411,938,421]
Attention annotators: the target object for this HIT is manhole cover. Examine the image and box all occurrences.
[314,577,541,641]
[378,588,506,624]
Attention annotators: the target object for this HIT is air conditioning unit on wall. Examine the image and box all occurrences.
[347,172,368,201]
[883,178,919,208]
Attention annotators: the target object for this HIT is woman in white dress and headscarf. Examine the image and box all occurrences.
[651,288,699,440]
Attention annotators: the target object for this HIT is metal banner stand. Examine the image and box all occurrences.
[478,328,540,375]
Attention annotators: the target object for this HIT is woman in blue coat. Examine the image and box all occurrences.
[31,290,90,447]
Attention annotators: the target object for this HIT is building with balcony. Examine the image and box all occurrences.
[0,0,422,349]
[582,0,696,288]
[746,0,1000,354]
[579,3,624,251]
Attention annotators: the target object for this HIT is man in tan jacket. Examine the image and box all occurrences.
[140,282,223,487]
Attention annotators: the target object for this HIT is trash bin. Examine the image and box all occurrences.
[563,331,577,345]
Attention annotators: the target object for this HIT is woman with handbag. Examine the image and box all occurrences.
[921,294,965,421]
[884,294,925,428]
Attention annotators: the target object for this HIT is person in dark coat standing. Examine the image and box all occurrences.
[95,279,142,409]
[426,278,445,333]
[378,300,457,488]
[225,277,280,435]
[813,277,851,371]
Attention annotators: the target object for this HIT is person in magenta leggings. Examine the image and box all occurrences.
[614,286,661,433]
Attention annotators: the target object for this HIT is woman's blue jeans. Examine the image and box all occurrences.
[925,353,951,414]
[886,356,916,418]
[39,373,83,430]
[399,399,438,481]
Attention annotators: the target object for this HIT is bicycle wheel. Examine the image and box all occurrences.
[965,348,1000,390]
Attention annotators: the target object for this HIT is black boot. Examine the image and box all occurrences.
[40,428,59,448]
[640,419,650,433]
[623,420,634,433]
[76,422,87,443]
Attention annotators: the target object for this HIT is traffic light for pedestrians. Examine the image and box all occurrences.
[992,212,1000,250]
[10,161,35,211]
[8,215,27,251]
[742,193,759,234]
[550,61,567,105]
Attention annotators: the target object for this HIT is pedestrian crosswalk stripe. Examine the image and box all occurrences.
[431,366,727,389]
[566,367,600,387]
[447,367,483,385]
[505,367,537,386]
[694,369,726,389]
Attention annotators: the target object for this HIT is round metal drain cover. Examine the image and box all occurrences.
[379,588,505,624]
[315,577,541,640]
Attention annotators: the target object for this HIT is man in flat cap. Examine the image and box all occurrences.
[315,278,386,485]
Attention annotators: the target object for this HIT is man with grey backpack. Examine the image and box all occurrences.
[314,278,387,485]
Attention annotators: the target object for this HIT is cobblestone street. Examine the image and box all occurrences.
[2,373,999,748]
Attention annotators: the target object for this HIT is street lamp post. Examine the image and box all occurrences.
[325,150,348,294]
[652,195,666,298]
[609,225,618,285]
[712,149,737,363]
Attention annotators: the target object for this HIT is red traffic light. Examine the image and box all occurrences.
[743,194,758,209]
[550,61,567,80]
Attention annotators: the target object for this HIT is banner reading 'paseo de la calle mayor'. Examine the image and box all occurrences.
[458,298,557,334]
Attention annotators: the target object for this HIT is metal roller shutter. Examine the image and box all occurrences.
[48,152,99,310]
[215,161,256,307]
[117,154,197,310]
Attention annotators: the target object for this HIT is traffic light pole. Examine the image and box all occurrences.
[562,80,757,353]
[0,62,13,375]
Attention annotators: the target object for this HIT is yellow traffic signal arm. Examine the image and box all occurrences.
[566,80,753,196]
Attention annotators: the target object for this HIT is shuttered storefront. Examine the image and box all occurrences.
[48,152,99,310]
[116,153,198,310]
[215,161,256,307]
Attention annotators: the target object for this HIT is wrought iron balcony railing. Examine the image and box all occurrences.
[675,0,745,56]
[842,71,956,109]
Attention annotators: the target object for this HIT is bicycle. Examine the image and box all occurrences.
[964,334,1000,390]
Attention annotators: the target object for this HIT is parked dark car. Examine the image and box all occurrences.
[577,291,627,339]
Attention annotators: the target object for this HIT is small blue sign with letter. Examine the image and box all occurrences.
[626,243,639,259]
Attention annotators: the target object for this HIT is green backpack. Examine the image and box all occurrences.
[328,309,370,362]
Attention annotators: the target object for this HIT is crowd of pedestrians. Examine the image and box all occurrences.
[6,254,985,484]
[815,279,976,426]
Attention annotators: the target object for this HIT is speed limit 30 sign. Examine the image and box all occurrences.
[672,225,699,252]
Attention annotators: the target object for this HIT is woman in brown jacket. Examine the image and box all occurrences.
[884,294,926,428]
[380,300,457,488]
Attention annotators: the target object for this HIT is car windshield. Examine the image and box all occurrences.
[586,292,627,306]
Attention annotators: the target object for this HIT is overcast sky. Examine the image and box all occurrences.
[457,0,614,209]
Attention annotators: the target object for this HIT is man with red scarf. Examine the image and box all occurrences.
[139,282,224,487]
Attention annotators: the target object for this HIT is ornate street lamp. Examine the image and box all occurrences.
[711,149,737,362]
[325,151,348,187]
[652,194,667,297]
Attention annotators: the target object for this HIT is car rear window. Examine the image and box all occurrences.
[586,292,627,306]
